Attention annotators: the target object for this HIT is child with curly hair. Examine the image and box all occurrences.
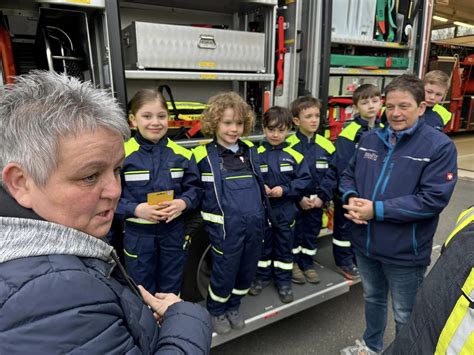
[193,92,270,334]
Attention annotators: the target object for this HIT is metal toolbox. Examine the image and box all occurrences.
[122,21,266,72]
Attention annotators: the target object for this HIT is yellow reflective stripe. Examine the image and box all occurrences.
[333,238,351,247]
[301,247,317,256]
[166,138,192,159]
[258,260,272,268]
[290,220,296,228]
[124,170,149,174]
[292,246,302,254]
[445,207,474,246]
[193,145,208,163]
[232,288,250,295]
[257,145,266,153]
[283,146,304,163]
[433,104,452,125]
[126,217,158,225]
[211,245,223,255]
[124,249,138,258]
[274,260,293,270]
[280,164,293,172]
[315,134,336,154]
[124,137,140,157]
[224,175,253,180]
[460,332,474,355]
[435,269,474,354]
[339,122,362,141]
[286,134,300,147]
[316,161,329,169]
[241,139,254,147]
[201,211,224,224]
[170,168,184,171]
[208,286,230,303]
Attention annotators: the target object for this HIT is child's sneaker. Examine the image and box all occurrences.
[292,263,306,284]
[303,267,320,284]
[226,309,245,330]
[277,285,294,303]
[336,264,360,280]
[249,279,270,296]
[211,314,231,334]
[340,339,380,355]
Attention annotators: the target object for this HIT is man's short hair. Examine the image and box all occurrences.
[384,74,425,105]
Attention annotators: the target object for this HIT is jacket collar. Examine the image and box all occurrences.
[295,129,316,143]
[261,140,288,150]
[134,130,168,148]
[0,186,43,220]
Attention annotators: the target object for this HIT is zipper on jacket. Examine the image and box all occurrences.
[367,146,394,255]
[381,162,395,195]
[207,154,226,240]
[412,223,418,256]
[110,249,144,301]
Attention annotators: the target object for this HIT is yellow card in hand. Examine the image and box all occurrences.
[147,190,174,205]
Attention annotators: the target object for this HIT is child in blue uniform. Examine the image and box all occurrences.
[249,106,311,303]
[193,92,269,334]
[422,70,452,131]
[287,96,337,284]
[332,84,383,279]
[116,89,201,295]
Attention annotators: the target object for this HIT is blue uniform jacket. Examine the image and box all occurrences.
[333,115,383,181]
[423,104,452,131]
[340,120,457,266]
[193,140,272,236]
[116,132,201,220]
[286,130,337,202]
[257,140,311,203]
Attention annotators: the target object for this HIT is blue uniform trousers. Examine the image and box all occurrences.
[255,201,296,287]
[293,207,322,270]
[332,196,356,267]
[206,172,265,316]
[124,219,187,294]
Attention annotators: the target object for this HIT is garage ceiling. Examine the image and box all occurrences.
[433,0,474,29]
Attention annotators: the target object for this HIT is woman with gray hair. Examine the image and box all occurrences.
[0,70,211,354]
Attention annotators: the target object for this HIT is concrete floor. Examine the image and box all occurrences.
[212,132,474,355]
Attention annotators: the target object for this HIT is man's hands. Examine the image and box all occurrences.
[135,199,187,223]
[138,285,182,323]
[343,197,374,224]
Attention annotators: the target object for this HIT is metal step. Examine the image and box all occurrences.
[209,263,350,347]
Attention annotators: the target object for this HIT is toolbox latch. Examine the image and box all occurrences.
[198,34,216,49]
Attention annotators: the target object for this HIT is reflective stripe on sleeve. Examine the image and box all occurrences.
[201,211,224,224]
[126,217,158,224]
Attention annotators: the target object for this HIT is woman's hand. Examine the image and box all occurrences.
[138,285,182,323]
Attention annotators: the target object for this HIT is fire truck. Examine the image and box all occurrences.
[1,0,433,347]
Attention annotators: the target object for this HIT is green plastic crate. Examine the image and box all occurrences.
[330,54,409,69]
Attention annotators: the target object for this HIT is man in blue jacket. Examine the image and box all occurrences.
[339,74,457,355]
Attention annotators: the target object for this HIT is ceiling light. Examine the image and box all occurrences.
[454,21,474,28]
[433,15,448,22]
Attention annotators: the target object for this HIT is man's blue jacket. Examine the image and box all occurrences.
[340,120,457,266]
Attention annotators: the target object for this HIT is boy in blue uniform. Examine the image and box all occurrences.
[339,74,457,354]
[193,92,270,334]
[249,106,311,303]
[116,89,201,295]
[332,84,383,279]
[422,70,452,131]
[287,96,337,284]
